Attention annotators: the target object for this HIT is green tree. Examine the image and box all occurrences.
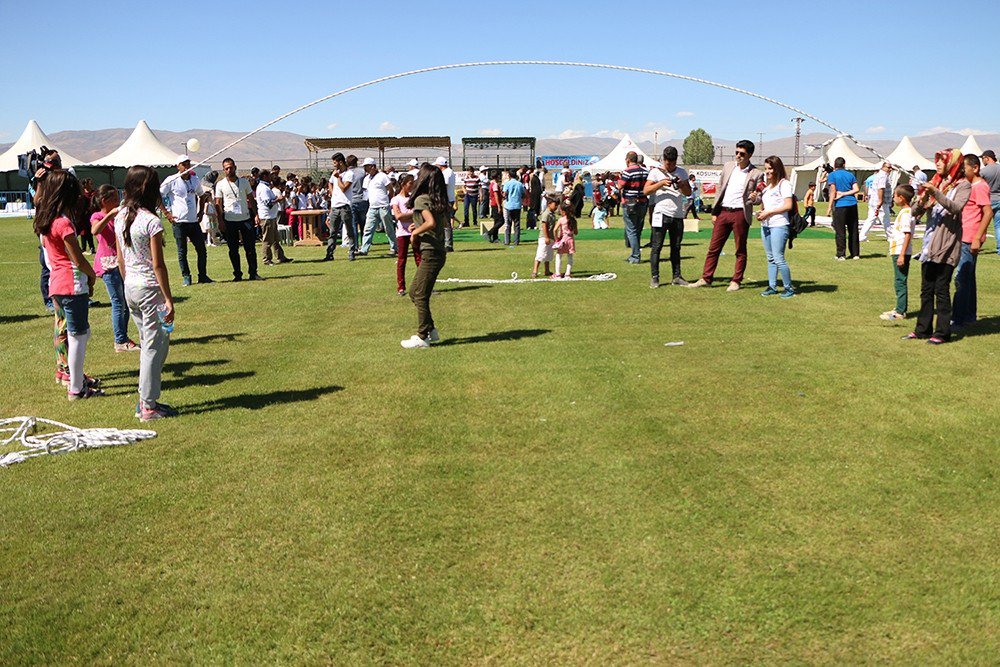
[682,128,714,165]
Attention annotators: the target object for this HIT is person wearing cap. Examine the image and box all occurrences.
[433,156,457,251]
[462,168,480,227]
[160,155,212,286]
[860,161,893,242]
[406,158,420,180]
[360,158,397,255]
[979,150,1000,254]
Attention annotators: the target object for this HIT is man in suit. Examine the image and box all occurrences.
[688,139,763,291]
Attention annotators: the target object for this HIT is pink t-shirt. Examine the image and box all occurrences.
[961,179,991,243]
[91,211,119,276]
[42,216,88,296]
[391,194,414,237]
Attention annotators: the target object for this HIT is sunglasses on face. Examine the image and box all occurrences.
[735,151,748,157]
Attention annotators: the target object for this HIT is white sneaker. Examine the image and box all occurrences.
[400,335,430,349]
[726,281,741,292]
[687,278,709,289]
[427,328,440,342]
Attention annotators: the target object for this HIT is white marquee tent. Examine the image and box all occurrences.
[87,120,182,167]
[791,135,879,197]
[959,135,984,156]
[581,134,660,173]
[885,135,934,171]
[0,119,84,172]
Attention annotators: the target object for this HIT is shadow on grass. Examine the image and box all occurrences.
[178,384,344,415]
[954,315,1000,339]
[436,328,551,347]
[743,280,838,294]
[436,284,493,293]
[454,246,506,253]
[0,313,46,324]
[257,273,323,281]
[161,370,255,391]
[97,358,231,382]
[172,332,245,346]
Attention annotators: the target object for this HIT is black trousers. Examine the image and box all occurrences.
[832,205,859,258]
[222,218,257,279]
[915,261,955,340]
[804,206,816,226]
[172,222,209,280]
[650,215,684,280]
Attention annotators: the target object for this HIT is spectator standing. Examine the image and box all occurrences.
[684,174,702,220]
[347,155,367,244]
[618,151,650,264]
[755,156,795,298]
[161,155,212,286]
[478,166,490,219]
[401,164,449,349]
[501,169,526,246]
[803,182,817,226]
[433,157,457,251]
[951,154,993,327]
[826,157,861,260]
[463,168,480,227]
[391,173,421,295]
[644,146,691,288]
[979,150,1000,254]
[688,139,763,291]
[861,161,892,242]
[255,171,290,266]
[214,158,260,281]
[325,152,357,261]
[360,158,396,255]
[908,165,928,191]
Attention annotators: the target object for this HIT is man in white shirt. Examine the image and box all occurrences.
[434,156,457,251]
[359,158,397,255]
[255,170,291,265]
[861,161,892,242]
[214,157,261,281]
[478,165,491,219]
[325,152,356,261]
[643,146,692,288]
[406,158,420,179]
[160,155,212,286]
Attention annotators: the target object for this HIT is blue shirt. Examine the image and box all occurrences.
[502,179,525,210]
[827,169,858,208]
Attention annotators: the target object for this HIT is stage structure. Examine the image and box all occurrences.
[304,136,451,172]
[461,137,535,171]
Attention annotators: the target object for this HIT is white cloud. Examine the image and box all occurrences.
[550,129,589,139]
[326,123,339,130]
[866,125,886,134]
[915,125,994,137]
[478,128,502,136]
[633,123,677,143]
[957,127,991,136]
[594,129,626,140]
[675,111,694,118]
[378,121,399,132]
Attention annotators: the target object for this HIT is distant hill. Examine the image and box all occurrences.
[3,127,997,168]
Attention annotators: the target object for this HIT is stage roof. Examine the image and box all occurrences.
[304,136,451,152]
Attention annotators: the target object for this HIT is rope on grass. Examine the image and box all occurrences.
[439,272,617,284]
[0,417,156,468]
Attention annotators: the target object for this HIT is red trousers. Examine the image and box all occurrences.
[701,209,750,284]
[396,235,422,291]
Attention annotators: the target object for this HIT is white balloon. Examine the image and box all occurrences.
[186,138,200,153]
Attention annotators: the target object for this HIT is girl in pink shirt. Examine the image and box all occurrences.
[91,185,137,351]
[35,170,103,399]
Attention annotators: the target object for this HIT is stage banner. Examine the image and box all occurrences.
[540,155,601,170]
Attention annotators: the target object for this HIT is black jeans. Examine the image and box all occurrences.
[915,261,955,340]
[222,217,258,279]
[503,208,521,245]
[410,244,446,338]
[39,246,51,308]
[804,206,816,226]
[463,194,478,225]
[172,222,209,280]
[650,215,685,280]
[832,205,859,258]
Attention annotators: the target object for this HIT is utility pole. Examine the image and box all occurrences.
[757,132,765,157]
[790,117,805,166]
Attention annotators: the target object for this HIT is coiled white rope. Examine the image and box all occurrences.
[0,417,156,468]
[439,271,617,284]
[190,60,902,173]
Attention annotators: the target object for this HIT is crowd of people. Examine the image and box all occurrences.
[26,135,1000,419]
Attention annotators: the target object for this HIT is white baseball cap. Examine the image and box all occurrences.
[479,166,488,172]
[362,157,377,167]
[433,156,448,167]
[177,154,191,164]
[406,158,419,167]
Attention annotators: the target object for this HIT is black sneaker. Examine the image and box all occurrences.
[198,276,214,284]
[249,274,264,281]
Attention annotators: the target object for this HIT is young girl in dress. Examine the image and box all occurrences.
[115,165,177,421]
[553,201,578,279]
[90,185,138,351]
[35,170,103,399]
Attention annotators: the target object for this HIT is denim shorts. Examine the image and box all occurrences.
[53,294,90,335]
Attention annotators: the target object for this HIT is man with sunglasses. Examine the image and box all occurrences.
[689,140,763,291]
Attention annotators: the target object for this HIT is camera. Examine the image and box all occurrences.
[18,146,60,180]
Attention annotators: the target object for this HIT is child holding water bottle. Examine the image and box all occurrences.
[115,165,177,421]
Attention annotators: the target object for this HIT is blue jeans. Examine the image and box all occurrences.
[101,271,130,344]
[463,194,479,225]
[952,241,977,325]
[992,202,1000,255]
[761,225,792,290]
[53,294,90,335]
[623,202,647,261]
[361,205,396,254]
[39,246,51,309]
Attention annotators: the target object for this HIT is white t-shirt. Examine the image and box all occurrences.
[255,182,280,219]
[721,165,751,210]
[214,177,253,220]
[870,170,889,207]
[161,174,200,223]
[365,171,392,208]
[442,167,456,203]
[114,208,164,289]
[761,179,793,227]
[647,166,689,221]
[329,170,353,208]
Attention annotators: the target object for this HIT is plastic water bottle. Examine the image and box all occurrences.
[157,304,174,335]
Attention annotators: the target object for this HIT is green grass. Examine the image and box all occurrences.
[1,215,998,664]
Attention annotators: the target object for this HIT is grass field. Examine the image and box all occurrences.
[1,214,998,664]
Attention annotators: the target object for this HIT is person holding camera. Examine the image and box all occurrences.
[214,157,261,281]
[29,148,63,313]
[160,155,213,286]
[645,147,692,288]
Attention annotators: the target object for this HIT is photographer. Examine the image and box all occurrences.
[160,155,213,286]
[29,148,62,312]
[644,146,692,288]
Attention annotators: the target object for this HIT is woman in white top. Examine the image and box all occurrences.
[755,156,795,297]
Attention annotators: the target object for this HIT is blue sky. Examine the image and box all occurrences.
[4,1,997,144]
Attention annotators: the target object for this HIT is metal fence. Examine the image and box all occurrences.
[0,191,31,213]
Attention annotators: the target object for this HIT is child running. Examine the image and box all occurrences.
[401,164,449,349]
[91,185,138,351]
[35,170,103,399]
[552,201,577,279]
[880,185,914,321]
[391,173,421,295]
[115,165,178,420]
[532,194,559,278]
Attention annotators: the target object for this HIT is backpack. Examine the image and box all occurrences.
[787,194,808,248]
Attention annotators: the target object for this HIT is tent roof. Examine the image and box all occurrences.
[793,135,879,172]
[581,134,660,173]
[0,120,84,172]
[960,135,984,156]
[304,136,451,152]
[87,120,182,167]
[886,135,934,171]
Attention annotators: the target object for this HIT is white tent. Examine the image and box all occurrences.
[959,135,984,156]
[0,119,84,172]
[791,135,879,197]
[885,135,934,171]
[87,120,182,167]
[581,134,660,173]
